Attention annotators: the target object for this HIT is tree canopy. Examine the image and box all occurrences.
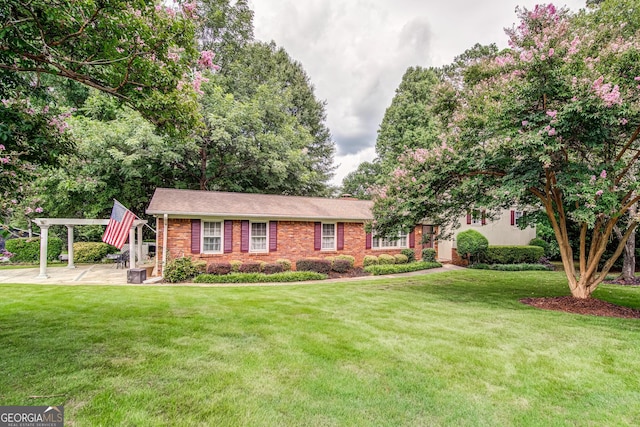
[372,1,640,299]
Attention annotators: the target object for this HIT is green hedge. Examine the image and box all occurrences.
[485,245,544,264]
[422,248,437,262]
[364,261,442,276]
[164,257,205,283]
[363,255,378,267]
[5,237,63,262]
[193,271,327,283]
[73,242,117,263]
[469,263,552,271]
[296,258,332,274]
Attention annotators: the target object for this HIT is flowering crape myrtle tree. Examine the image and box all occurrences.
[0,1,219,216]
[372,3,640,299]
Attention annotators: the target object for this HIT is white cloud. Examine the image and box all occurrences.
[248,0,587,186]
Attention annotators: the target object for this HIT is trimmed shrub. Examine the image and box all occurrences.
[239,262,262,273]
[401,249,416,263]
[468,263,552,271]
[394,254,408,264]
[194,271,327,283]
[73,241,116,263]
[193,260,207,274]
[230,260,242,272]
[485,245,544,264]
[456,229,488,263]
[335,255,355,268]
[332,259,352,273]
[364,261,442,275]
[262,262,284,275]
[276,259,292,271]
[529,238,548,252]
[296,258,332,274]
[422,248,437,263]
[206,262,232,275]
[164,257,200,283]
[378,254,396,265]
[363,255,378,267]
[5,237,64,262]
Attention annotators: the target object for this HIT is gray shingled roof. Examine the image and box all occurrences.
[146,188,374,221]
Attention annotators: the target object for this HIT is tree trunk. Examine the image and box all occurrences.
[615,204,637,282]
[617,229,636,281]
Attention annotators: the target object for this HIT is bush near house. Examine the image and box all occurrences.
[194,271,327,283]
[335,255,355,268]
[485,246,544,264]
[331,259,352,273]
[73,242,117,263]
[164,257,202,283]
[262,263,284,275]
[378,254,396,265]
[239,262,262,273]
[207,262,232,275]
[296,258,332,274]
[456,229,489,263]
[401,249,416,263]
[364,261,442,275]
[363,255,378,267]
[469,263,552,271]
[422,248,437,263]
[394,254,409,264]
[276,259,292,271]
[5,237,63,262]
[230,260,242,272]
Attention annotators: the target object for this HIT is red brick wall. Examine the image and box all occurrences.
[155,218,423,274]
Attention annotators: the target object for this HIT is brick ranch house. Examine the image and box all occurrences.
[146,188,431,275]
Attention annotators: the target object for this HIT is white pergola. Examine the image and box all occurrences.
[32,218,147,279]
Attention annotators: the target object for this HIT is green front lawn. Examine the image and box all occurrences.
[1,270,639,426]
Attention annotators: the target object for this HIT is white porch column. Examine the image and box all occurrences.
[37,225,49,279]
[66,225,76,269]
[162,214,168,274]
[129,227,136,268]
[137,225,143,263]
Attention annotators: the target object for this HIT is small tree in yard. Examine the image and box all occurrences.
[372,2,640,299]
[456,230,488,264]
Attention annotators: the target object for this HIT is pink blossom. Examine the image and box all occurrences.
[198,50,218,69]
[600,169,607,179]
[548,48,555,57]
[590,175,596,183]
[519,50,534,63]
[546,110,557,118]
[596,190,603,196]
[0,144,5,151]
[521,120,529,127]
[547,127,556,136]
[192,71,209,95]
[0,157,9,164]
[1,99,10,107]
[635,76,640,81]
[35,207,43,213]
[25,207,33,215]
[620,118,628,125]
[182,1,197,16]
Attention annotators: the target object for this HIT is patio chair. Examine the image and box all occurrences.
[116,250,130,269]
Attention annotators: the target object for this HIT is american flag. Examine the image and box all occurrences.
[102,200,136,249]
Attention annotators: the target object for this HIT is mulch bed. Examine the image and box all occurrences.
[521,296,640,319]
[604,277,640,286]
[328,267,370,279]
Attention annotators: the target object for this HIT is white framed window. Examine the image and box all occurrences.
[372,231,409,249]
[202,221,222,253]
[514,211,524,226]
[471,209,483,225]
[322,223,336,250]
[250,222,268,252]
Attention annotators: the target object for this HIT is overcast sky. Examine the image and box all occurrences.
[247,0,587,185]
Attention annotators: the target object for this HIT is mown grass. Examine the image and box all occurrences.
[1,270,639,426]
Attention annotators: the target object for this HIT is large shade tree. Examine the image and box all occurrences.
[372,2,640,299]
[0,0,211,218]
